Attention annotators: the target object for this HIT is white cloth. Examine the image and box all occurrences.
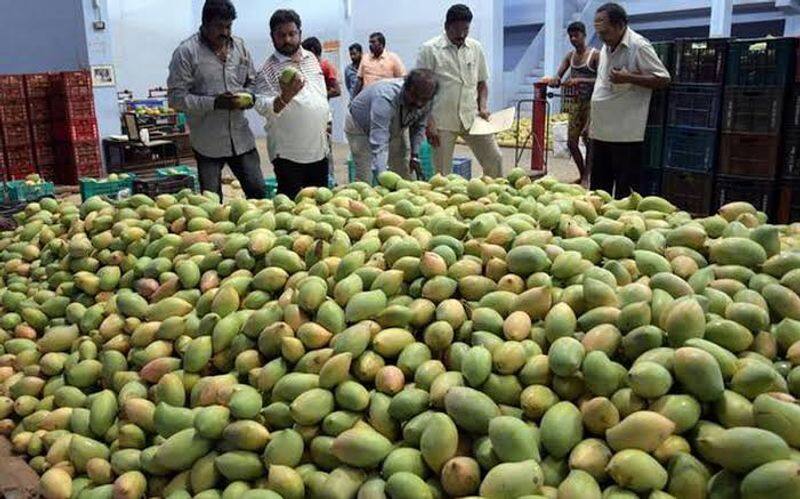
[590,28,670,143]
[254,48,330,164]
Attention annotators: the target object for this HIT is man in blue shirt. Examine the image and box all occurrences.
[345,43,362,99]
[345,69,437,182]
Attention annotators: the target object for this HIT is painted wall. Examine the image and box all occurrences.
[0,0,87,74]
[504,24,541,71]
[81,0,121,140]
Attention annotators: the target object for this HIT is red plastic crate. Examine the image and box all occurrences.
[0,75,25,102]
[33,142,55,166]
[38,164,56,182]
[4,145,35,175]
[30,122,52,144]
[0,100,30,124]
[1,122,31,148]
[27,98,52,123]
[57,70,91,88]
[23,73,53,99]
[51,85,93,101]
[52,119,98,142]
[56,140,101,166]
[50,98,95,122]
[718,132,780,178]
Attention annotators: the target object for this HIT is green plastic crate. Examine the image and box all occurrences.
[6,181,55,202]
[264,177,277,199]
[156,165,199,191]
[79,175,136,201]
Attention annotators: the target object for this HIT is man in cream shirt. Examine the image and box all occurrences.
[590,2,670,195]
[417,4,503,177]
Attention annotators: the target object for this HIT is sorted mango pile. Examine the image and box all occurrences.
[3,169,800,499]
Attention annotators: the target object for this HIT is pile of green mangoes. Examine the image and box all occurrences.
[2,169,800,499]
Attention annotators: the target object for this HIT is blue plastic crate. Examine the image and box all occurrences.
[453,157,472,179]
[663,126,717,172]
[264,177,277,199]
[6,180,56,202]
[80,175,136,201]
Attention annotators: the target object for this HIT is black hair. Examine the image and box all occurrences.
[596,2,628,26]
[405,68,439,96]
[349,43,363,53]
[269,9,302,34]
[302,37,322,57]
[445,4,473,25]
[369,32,386,46]
[567,21,586,35]
[202,0,236,25]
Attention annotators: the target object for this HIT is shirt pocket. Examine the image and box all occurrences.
[461,52,478,85]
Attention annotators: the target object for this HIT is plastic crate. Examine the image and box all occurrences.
[0,75,25,101]
[33,143,55,167]
[80,175,136,201]
[453,157,472,179]
[0,100,30,124]
[663,126,717,172]
[648,89,668,127]
[643,126,665,169]
[27,98,52,123]
[640,167,663,196]
[666,85,723,129]
[52,119,98,142]
[1,122,31,148]
[661,167,714,216]
[156,165,200,191]
[674,38,728,85]
[347,158,356,183]
[134,174,196,197]
[51,85,93,101]
[722,87,784,134]
[56,140,102,167]
[726,38,798,87]
[265,177,278,198]
[23,73,53,99]
[57,70,92,88]
[653,42,675,74]
[6,180,56,202]
[714,174,778,217]
[30,122,52,144]
[718,132,780,178]
[51,99,95,121]
[777,177,800,224]
[783,127,800,178]
[4,145,34,172]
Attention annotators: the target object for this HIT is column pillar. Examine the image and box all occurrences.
[709,0,733,37]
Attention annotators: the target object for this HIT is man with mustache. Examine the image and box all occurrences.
[254,9,330,199]
[167,0,265,200]
[356,32,407,93]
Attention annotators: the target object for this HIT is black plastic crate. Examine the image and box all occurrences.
[674,38,728,85]
[662,167,714,215]
[785,84,800,128]
[714,173,778,217]
[726,37,798,87]
[648,90,668,126]
[722,86,785,135]
[640,167,663,196]
[777,177,800,224]
[783,127,800,178]
[718,132,780,179]
[663,126,717,172]
[643,126,664,169]
[133,174,195,197]
[667,85,723,129]
[653,42,676,74]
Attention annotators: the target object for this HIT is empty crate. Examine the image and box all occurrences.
[718,132,780,178]
[777,177,800,224]
[643,126,664,169]
[722,86,784,134]
[640,168,663,196]
[662,167,714,215]
[783,127,800,178]
[726,37,798,87]
[667,85,723,129]
[664,126,717,172]
[714,174,778,216]
[674,38,728,85]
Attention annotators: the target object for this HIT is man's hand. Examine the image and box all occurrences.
[214,92,237,110]
[610,67,632,84]
[426,127,441,148]
[409,157,423,179]
[279,72,306,103]
[234,92,255,110]
[478,109,491,121]
[541,76,560,88]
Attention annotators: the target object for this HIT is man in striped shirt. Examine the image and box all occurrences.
[254,9,331,199]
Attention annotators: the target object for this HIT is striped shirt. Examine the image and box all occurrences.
[254,48,330,163]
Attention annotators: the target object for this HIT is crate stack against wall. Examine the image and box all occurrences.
[640,41,674,196]
[24,73,56,181]
[779,45,800,224]
[716,37,797,220]
[662,38,727,215]
[50,70,101,184]
[0,75,36,180]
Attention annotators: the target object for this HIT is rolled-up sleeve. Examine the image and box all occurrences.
[636,42,671,81]
[368,95,394,173]
[167,46,215,114]
[253,65,278,118]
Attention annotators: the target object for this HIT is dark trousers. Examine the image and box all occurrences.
[273,156,329,199]
[589,140,644,197]
[194,148,266,200]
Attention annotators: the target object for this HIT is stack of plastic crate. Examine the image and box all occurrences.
[640,41,674,196]
[24,73,56,181]
[50,70,101,184]
[0,75,36,180]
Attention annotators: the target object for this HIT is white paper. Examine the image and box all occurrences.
[469,107,516,135]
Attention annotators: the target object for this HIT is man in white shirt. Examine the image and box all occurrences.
[417,4,503,178]
[254,9,330,199]
[590,2,670,196]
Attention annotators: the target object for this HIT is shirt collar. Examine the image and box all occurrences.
[618,27,632,48]
[198,31,233,52]
[369,51,387,61]
[438,33,467,49]
[274,47,310,63]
